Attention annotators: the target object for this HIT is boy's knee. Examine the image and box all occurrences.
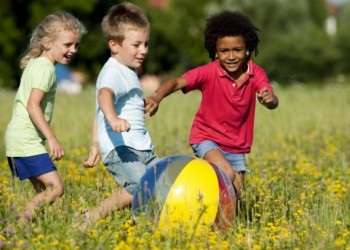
[219,164,235,182]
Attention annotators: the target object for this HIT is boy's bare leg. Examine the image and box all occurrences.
[203,149,244,208]
[233,172,245,211]
[86,187,133,222]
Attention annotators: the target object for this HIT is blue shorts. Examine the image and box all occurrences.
[7,153,57,180]
[191,140,248,173]
[103,146,160,195]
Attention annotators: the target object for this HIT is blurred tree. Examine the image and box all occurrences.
[137,0,338,83]
[0,0,104,88]
[309,0,329,27]
[200,0,339,83]
[335,1,350,74]
[0,0,24,88]
[133,0,212,76]
[0,0,348,87]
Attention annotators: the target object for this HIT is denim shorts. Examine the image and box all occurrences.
[103,146,160,195]
[191,140,248,173]
[7,153,57,180]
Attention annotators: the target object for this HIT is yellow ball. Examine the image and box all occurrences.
[132,155,236,232]
[158,157,219,229]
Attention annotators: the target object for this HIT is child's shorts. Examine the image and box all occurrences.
[191,140,248,173]
[103,146,160,195]
[7,153,57,180]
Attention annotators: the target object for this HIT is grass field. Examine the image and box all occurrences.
[0,82,349,249]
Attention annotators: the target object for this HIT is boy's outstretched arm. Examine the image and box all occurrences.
[144,76,187,116]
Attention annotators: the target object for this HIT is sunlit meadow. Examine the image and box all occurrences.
[0,81,349,249]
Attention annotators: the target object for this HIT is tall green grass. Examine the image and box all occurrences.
[0,82,349,249]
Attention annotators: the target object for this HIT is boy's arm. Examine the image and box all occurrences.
[98,87,131,132]
[144,76,187,116]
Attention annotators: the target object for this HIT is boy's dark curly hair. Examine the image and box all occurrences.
[204,11,260,61]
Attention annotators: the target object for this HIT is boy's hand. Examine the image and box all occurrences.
[257,88,278,109]
[144,96,159,117]
[110,117,131,132]
[82,144,100,168]
[257,88,273,104]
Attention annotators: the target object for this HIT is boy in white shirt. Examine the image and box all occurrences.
[82,2,159,224]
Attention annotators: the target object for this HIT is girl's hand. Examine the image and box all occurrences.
[82,144,100,168]
[47,137,65,161]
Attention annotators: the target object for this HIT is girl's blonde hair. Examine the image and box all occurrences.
[20,12,87,69]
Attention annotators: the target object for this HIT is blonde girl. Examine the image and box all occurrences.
[5,12,86,222]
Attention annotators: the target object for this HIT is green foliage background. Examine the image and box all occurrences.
[1,0,350,88]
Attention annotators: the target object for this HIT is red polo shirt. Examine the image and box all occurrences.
[183,60,273,153]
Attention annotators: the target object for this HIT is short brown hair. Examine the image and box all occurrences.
[101,2,150,46]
